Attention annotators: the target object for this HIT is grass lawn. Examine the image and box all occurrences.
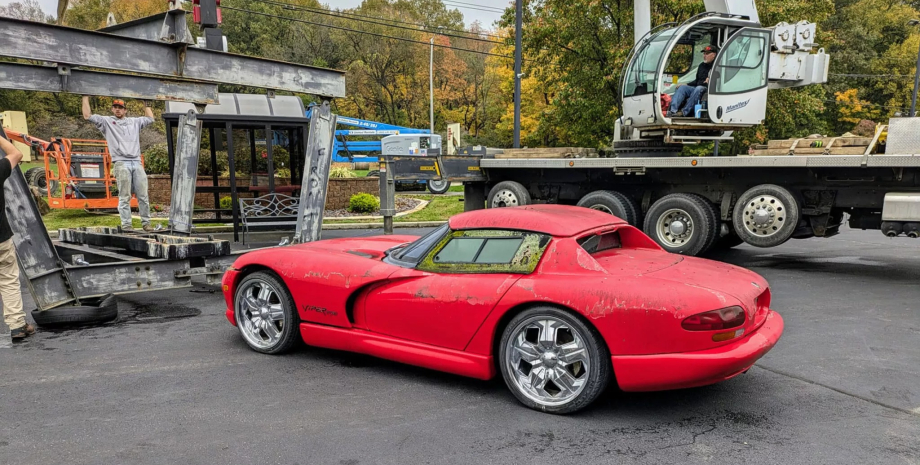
[42,209,170,231]
[19,161,58,176]
[448,184,463,192]
[324,194,464,224]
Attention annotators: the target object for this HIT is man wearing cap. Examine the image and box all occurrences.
[82,96,155,232]
[667,45,719,117]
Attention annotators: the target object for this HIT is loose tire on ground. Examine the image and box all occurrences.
[426,179,451,195]
[498,306,611,414]
[488,181,531,208]
[732,184,800,247]
[30,294,118,327]
[643,193,719,256]
[234,271,301,355]
[576,190,639,225]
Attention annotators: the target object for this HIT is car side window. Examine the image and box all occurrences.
[419,229,549,274]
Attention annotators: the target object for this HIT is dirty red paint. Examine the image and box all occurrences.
[222,205,783,393]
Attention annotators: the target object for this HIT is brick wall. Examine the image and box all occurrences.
[147,175,379,211]
[326,177,379,210]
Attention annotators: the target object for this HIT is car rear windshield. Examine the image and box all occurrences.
[577,231,621,254]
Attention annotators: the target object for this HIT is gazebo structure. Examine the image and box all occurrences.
[163,93,311,241]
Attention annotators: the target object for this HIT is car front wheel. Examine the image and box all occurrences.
[234,271,300,355]
[498,306,611,414]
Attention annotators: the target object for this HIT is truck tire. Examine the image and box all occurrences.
[488,181,531,208]
[643,193,718,256]
[427,179,451,194]
[733,184,800,247]
[684,193,721,254]
[30,294,118,327]
[576,190,639,225]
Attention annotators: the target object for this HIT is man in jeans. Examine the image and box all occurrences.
[82,96,154,231]
[667,45,719,117]
[0,134,33,340]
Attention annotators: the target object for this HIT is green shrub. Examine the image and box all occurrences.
[348,193,379,213]
[329,166,356,178]
[219,196,233,210]
[143,143,170,174]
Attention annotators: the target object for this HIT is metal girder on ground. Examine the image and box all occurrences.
[98,9,195,44]
[1,137,80,310]
[168,111,203,234]
[64,255,238,299]
[294,101,338,243]
[0,17,346,98]
[57,227,231,260]
[0,62,218,104]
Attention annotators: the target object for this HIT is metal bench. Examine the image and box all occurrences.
[238,193,300,244]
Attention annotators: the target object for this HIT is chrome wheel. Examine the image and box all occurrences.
[656,208,694,248]
[427,179,450,194]
[505,316,590,407]
[741,195,786,238]
[236,278,287,350]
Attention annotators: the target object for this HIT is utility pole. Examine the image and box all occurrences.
[430,36,435,134]
[513,0,522,148]
[910,19,920,117]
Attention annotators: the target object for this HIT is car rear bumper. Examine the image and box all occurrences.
[611,310,784,392]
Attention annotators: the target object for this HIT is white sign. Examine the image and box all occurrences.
[447,123,461,155]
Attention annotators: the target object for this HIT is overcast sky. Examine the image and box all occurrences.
[5,0,504,29]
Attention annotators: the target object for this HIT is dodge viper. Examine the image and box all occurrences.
[222,204,783,414]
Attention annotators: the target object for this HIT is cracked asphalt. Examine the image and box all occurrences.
[1,225,918,464]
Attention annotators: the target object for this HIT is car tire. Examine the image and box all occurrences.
[365,170,380,177]
[643,193,718,256]
[732,184,800,248]
[30,294,118,327]
[576,190,639,225]
[427,179,451,194]
[234,271,301,355]
[498,306,611,415]
[488,181,531,208]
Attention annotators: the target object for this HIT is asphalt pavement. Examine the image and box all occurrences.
[1,225,919,464]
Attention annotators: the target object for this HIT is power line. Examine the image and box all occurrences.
[829,73,916,80]
[240,0,503,44]
[442,1,505,13]
[244,0,507,40]
[222,6,514,59]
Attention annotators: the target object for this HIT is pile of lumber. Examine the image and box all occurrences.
[749,136,873,156]
[492,147,599,159]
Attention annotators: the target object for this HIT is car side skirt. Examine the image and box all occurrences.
[299,322,497,380]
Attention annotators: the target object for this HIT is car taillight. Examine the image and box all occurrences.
[681,306,745,331]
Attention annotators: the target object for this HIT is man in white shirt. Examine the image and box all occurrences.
[82,96,155,232]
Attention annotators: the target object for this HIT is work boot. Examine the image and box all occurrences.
[11,324,35,340]
[142,224,153,232]
[122,225,134,232]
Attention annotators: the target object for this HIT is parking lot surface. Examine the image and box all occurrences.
[1,226,919,464]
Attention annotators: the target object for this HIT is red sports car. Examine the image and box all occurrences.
[222,204,783,414]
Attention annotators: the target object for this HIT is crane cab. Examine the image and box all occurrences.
[616,14,773,150]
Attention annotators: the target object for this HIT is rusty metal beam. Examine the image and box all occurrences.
[0,17,346,98]
[294,101,337,243]
[98,9,195,44]
[168,111,203,234]
[56,228,231,260]
[0,62,218,104]
[65,254,238,299]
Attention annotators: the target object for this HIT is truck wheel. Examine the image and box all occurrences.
[643,193,718,256]
[576,190,638,225]
[488,181,531,208]
[733,184,800,247]
[684,193,721,254]
[427,179,451,194]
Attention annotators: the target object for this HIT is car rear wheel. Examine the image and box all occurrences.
[234,271,300,355]
[499,307,611,414]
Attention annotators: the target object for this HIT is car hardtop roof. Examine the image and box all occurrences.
[448,204,626,237]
